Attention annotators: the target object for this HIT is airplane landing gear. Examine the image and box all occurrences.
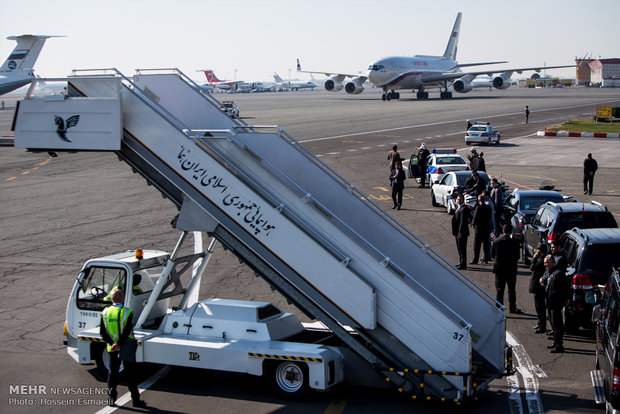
[439,91,453,99]
[416,91,429,100]
[382,91,400,101]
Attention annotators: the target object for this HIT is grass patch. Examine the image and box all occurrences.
[546,119,620,133]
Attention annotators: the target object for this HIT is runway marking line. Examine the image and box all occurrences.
[95,365,170,414]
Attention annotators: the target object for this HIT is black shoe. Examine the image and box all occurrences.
[456,264,467,270]
[535,328,546,334]
[547,343,557,349]
[109,390,117,406]
[550,346,564,353]
[133,400,147,408]
[546,330,554,336]
[482,259,489,264]
[469,260,478,265]
[510,308,523,314]
[584,191,588,194]
[392,205,397,209]
[589,191,592,195]
[397,204,401,210]
[418,185,425,188]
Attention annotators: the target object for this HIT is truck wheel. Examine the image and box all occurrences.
[268,361,308,399]
[95,347,123,379]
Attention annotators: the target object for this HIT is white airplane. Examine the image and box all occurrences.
[0,35,58,96]
[297,12,574,101]
[273,73,316,91]
[198,69,245,91]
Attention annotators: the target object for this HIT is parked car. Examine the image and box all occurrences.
[560,228,620,332]
[430,171,489,214]
[522,201,618,264]
[592,267,620,412]
[500,188,567,244]
[408,148,469,187]
[465,122,500,145]
[221,100,240,117]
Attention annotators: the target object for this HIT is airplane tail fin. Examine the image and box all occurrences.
[296,58,302,71]
[273,73,284,83]
[203,70,222,84]
[1,35,53,73]
[442,12,462,61]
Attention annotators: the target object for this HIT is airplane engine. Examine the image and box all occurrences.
[345,79,365,95]
[492,75,511,90]
[453,79,473,93]
[324,78,344,92]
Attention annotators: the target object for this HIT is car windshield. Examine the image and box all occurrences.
[579,244,620,284]
[555,212,619,234]
[455,173,488,187]
[469,126,486,132]
[520,195,564,210]
[436,157,466,165]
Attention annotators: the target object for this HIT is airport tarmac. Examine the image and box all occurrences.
[1,85,619,414]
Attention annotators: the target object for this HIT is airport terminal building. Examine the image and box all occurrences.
[579,58,620,87]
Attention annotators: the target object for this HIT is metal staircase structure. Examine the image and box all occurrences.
[13,68,510,402]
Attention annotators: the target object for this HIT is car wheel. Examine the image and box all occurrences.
[564,309,579,334]
[447,200,455,215]
[267,361,308,399]
[431,191,439,207]
[521,245,530,265]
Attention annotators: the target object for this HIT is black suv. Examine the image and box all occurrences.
[561,228,620,332]
[592,268,620,412]
[500,188,566,245]
[522,201,618,263]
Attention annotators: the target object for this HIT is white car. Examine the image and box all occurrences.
[408,148,469,188]
[431,171,490,214]
[221,100,240,117]
[465,122,500,145]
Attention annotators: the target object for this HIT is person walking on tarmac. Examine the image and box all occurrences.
[466,119,472,131]
[416,143,431,188]
[390,160,406,210]
[583,153,598,195]
[492,224,522,313]
[100,290,147,408]
[524,105,530,124]
[452,194,470,270]
[387,145,400,172]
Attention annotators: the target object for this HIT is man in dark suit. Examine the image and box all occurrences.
[390,160,406,210]
[542,255,569,353]
[452,194,470,270]
[492,224,522,313]
[471,194,492,264]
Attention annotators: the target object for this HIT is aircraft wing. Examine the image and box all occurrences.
[296,59,367,82]
[457,61,507,68]
[420,64,576,83]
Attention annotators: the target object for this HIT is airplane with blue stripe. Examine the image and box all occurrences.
[297,12,574,102]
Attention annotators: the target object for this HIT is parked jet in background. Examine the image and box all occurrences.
[0,35,59,96]
[297,12,574,101]
[273,73,316,91]
[199,69,244,91]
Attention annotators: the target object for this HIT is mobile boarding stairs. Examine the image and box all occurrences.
[12,68,512,402]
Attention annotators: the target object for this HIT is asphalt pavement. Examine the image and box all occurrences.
[1,86,619,414]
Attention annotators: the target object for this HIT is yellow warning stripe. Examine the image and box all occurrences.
[78,336,141,346]
[248,352,322,363]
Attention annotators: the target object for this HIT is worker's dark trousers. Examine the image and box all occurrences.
[107,351,140,403]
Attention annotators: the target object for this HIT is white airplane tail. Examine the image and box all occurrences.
[442,12,462,61]
[1,35,53,73]
[273,72,285,83]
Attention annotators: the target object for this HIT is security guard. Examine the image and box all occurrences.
[100,290,146,408]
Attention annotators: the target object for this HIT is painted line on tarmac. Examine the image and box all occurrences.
[507,331,545,414]
[324,400,347,414]
[299,99,618,143]
[95,365,170,414]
